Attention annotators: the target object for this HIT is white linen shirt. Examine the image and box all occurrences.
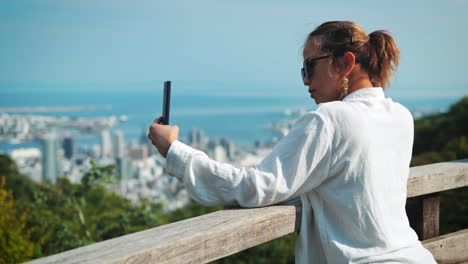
[166,87,437,264]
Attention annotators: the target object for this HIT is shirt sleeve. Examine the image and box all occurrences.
[165,112,333,207]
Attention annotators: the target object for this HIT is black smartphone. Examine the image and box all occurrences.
[162,81,171,125]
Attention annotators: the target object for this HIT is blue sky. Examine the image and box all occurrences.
[1,0,467,98]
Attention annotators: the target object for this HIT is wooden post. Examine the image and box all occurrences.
[294,202,302,233]
[406,193,440,240]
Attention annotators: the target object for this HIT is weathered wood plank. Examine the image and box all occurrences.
[422,229,468,264]
[407,159,468,197]
[280,197,302,232]
[26,204,301,264]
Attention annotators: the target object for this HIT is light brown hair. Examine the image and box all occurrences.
[305,21,400,88]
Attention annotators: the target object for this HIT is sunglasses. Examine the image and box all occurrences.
[301,55,330,82]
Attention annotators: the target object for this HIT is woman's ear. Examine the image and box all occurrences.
[343,52,356,77]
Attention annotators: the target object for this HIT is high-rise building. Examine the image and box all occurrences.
[213,144,227,163]
[189,128,209,148]
[42,135,59,183]
[100,130,112,159]
[112,130,126,159]
[139,128,157,157]
[189,128,200,145]
[62,136,74,160]
[128,144,148,161]
[116,157,133,181]
[218,137,235,160]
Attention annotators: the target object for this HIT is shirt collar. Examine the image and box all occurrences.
[341,87,384,102]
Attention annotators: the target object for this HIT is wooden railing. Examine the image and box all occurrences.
[27,160,468,264]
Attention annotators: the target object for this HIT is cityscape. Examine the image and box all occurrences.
[0,103,449,212]
[0,111,293,212]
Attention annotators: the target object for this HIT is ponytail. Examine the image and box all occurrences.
[362,30,399,88]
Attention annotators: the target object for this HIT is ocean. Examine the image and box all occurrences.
[0,89,463,152]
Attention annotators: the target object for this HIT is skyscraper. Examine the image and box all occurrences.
[218,137,235,160]
[128,144,148,161]
[140,127,156,157]
[100,130,112,159]
[62,136,74,160]
[112,130,126,159]
[213,144,227,163]
[116,157,133,181]
[42,135,59,183]
[189,128,209,148]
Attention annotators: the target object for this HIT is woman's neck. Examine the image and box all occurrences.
[347,74,374,95]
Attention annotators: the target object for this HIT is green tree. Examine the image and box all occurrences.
[412,95,468,163]
[0,177,35,264]
[411,96,468,235]
[0,155,170,259]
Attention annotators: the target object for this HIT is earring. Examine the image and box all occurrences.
[340,78,349,100]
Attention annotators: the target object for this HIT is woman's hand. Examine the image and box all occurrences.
[147,116,179,158]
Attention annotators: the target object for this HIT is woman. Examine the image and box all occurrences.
[148,21,437,264]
